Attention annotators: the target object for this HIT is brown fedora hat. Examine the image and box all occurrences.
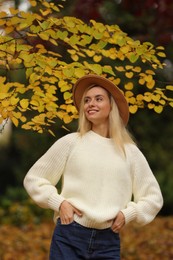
[73,74,129,125]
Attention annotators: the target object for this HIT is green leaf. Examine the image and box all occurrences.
[129,53,139,63]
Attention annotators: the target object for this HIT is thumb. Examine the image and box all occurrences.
[73,207,83,217]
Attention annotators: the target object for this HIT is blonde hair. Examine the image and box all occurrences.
[77,87,135,155]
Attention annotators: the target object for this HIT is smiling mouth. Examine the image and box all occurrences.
[87,110,99,114]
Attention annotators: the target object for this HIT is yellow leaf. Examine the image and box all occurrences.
[0,76,7,84]
[139,78,145,85]
[84,62,102,75]
[93,55,102,62]
[0,117,4,124]
[146,80,155,89]
[40,9,51,16]
[30,0,37,7]
[1,109,8,118]
[45,66,52,75]
[39,32,49,41]
[121,46,130,54]
[12,111,21,119]
[10,16,21,25]
[9,8,19,15]
[115,66,125,72]
[125,65,133,70]
[48,129,56,137]
[166,85,173,91]
[152,64,158,69]
[21,116,27,122]
[113,78,121,85]
[144,95,152,102]
[59,80,67,89]
[2,100,10,107]
[10,96,19,105]
[64,92,72,100]
[86,50,95,57]
[30,25,41,33]
[144,74,153,82]
[30,100,39,107]
[93,31,103,40]
[74,68,85,78]
[129,105,138,114]
[63,68,75,77]
[125,91,134,98]
[124,82,133,90]
[63,114,72,124]
[7,106,14,111]
[145,70,155,75]
[71,54,79,61]
[156,46,165,50]
[66,105,77,114]
[0,20,5,26]
[68,49,76,55]
[21,123,31,130]
[5,26,14,34]
[154,105,163,113]
[57,111,64,119]
[148,103,155,109]
[17,22,29,30]
[69,35,80,45]
[20,99,29,109]
[132,66,141,73]
[0,11,7,18]
[0,93,9,99]
[11,116,19,127]
[136,94,144,101]
[125,72,133,79]
[157,52,166,58]
[159,99,166,105]
[152,94,160,102]
[57,30,68,40]
[50,38,58,46]
[129,97,136,104]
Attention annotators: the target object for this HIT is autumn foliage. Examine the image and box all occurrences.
[0,0,173,134]
[0,217,172,259]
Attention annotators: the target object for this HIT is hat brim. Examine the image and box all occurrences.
[73,74,129,126]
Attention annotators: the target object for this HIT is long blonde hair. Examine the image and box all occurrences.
[77,87,135,155]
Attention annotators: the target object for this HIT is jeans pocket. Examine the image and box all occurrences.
[57,218,75,226]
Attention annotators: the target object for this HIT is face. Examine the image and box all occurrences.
[83,86,111,125]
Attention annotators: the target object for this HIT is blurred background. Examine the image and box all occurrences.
[0,0,173,226]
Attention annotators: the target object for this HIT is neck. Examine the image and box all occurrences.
[91,124,110,138]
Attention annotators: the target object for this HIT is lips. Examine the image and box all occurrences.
[87,109,99,115]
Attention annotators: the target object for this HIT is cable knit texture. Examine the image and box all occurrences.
[24,131,163,229]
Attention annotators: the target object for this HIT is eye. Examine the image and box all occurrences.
[96,96,103,102]
[84,97,90,104]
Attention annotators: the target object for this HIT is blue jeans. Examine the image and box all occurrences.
[50,219,120,260]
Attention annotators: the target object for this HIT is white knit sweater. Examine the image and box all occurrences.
[24,131,163,229]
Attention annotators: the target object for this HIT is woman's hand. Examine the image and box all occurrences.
[59,200,83,224]
[111,211,125,232]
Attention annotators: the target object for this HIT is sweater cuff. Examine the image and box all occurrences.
[121,205,137,225]
[48,192,65,212]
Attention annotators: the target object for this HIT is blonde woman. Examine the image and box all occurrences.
[24,74,163,260]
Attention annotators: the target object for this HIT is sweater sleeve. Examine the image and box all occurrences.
[23,133,78,212]
[121,144,163,226]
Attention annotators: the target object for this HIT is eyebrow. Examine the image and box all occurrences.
[84,94,104,99]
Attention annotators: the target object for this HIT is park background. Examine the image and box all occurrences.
[0,0,173,259]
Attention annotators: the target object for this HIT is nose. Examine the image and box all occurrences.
[88,99,95,107]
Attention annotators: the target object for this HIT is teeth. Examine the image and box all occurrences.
[88,110,97,114]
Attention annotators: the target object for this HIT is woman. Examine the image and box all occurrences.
[24,74,163,260]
